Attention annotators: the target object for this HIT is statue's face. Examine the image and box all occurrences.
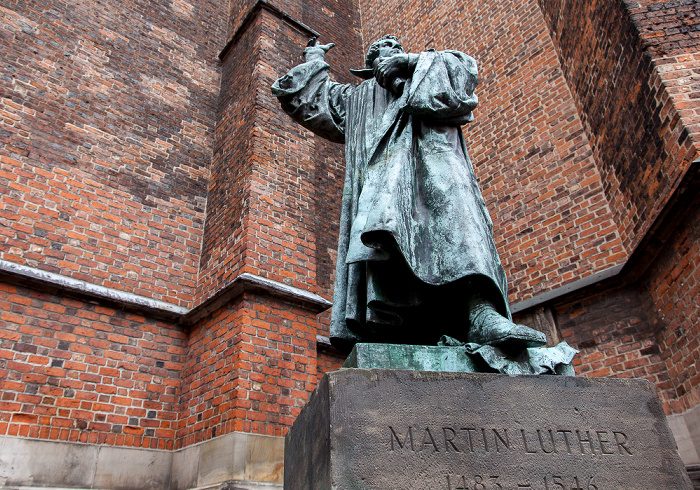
[376,38,404,59]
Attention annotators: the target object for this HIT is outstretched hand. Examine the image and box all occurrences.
[304,38,335,62]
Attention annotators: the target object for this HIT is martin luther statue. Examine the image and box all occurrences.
[272,36,546,353]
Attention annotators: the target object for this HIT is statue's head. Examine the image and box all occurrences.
[365,35,404,68]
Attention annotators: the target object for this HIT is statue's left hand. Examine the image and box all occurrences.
[304,39,335,62]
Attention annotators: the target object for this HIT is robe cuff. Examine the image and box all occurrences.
[271,60,330,97]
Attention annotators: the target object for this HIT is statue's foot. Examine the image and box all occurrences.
[468,302,546,349]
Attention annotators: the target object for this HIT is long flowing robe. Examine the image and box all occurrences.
[272,49,511,352]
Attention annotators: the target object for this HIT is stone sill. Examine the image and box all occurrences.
[0,432,283,490]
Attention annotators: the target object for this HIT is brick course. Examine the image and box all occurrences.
[0,278,184,449]
[553,283,675,411]
[177,294,319,446]
[643,188,700,414]
[539,0,699,255]
[0,0,226,307]
[630,0,700,57]
[200,0,361,333]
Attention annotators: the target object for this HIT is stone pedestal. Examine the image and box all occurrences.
[284,369,691,489]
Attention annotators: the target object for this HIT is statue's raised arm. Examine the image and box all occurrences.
[271,40,351,143]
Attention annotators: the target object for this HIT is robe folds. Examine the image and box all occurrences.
[272,49,511,352]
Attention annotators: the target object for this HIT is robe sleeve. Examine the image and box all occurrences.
[271,59,352,143]
[403,50,479,125]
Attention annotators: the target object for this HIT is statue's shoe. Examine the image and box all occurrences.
[468,304,547,349]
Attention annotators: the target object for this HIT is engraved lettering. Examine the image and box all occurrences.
[447,474,502,490]
[457,476,469,490]
[493,428,511,452]
[557,429,573,453]
[421,426,439,452]
[614,431,633,455]
[395,424,631,458]
[596,430,614,454]
[551,475,565,489]
[460,428,477,452]
[447,475,469,490]
[537,429,557,454]
[389,426,414,451]
[576,430,596,454]
[545,475,598,489]
[520,429,537,453]
[443,427,460,452]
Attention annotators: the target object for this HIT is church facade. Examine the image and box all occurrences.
[0,0,698,487]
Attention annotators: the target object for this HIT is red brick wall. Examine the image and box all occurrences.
[643,190,700,414]
[255,4,362,296]
[200,0,361,323]
[229,0,259,37]
[629,0,700,144]
[237,10,322,293]
[317,343,345,379]
[228,0,363,79]
[538,0,699,255]
[196,12,258,305]
[632,0,700,145]
[177,294,319,445]
[0,0,226,308]
[553,283,675,412]
[0,275,330,451]
[0,279,184,449]
[630,0,700,57]
[535,0,700,414]
[357,0,626,304]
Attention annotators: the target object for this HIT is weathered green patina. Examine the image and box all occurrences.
[344,342,577,375]
[344,343,480,373]
[272,36,554,361]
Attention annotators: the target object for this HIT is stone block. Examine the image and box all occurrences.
[285,369,691,489]
[244,433,284,483]
[93,445,171,489]
[197,432,246,487]
[196,432,284,488]
[0,436,98,488]
[171,443,200,490]
[668,410,700,466]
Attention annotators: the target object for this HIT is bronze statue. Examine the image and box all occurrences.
[272,36,546,353]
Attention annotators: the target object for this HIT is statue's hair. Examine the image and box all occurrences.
[365,35,404,68]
